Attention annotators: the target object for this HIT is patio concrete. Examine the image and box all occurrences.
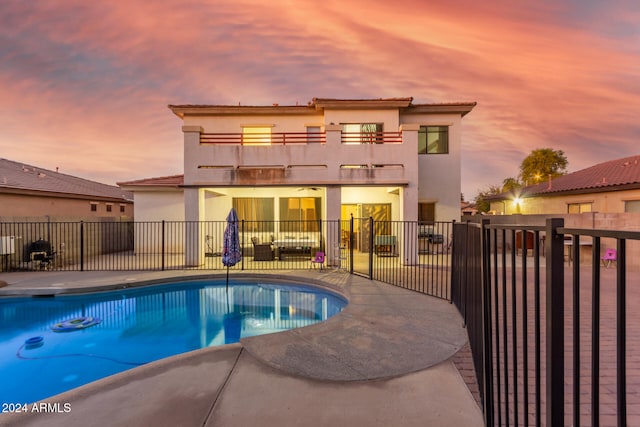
[0,269,483,427]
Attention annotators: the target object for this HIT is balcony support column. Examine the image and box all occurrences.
[183,126,203,184]
[400,124,420,265]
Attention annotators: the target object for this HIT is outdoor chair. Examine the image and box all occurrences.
[28,239,56,270]
[601,248,617,268]
[310,251,325,270]
[251,237,274,261]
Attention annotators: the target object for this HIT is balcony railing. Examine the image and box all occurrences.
[200,132,326,145]
[199,131,404,145]
[341,132,403,144]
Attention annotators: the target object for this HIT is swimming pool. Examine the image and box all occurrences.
[0,279,347,404]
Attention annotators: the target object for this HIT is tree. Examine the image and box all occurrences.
[474,184,503,213]
[501,177,522,193]
[519,148,568,185]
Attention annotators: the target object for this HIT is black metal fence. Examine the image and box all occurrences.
[452,218,640,426]
[0,219,453,299]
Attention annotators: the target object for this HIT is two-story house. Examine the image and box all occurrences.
[119,97,475,266]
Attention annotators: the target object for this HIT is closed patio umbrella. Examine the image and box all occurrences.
[222,208,242,290]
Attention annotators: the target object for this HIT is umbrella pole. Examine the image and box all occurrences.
[226,265,229,292]
[226,278,230,313]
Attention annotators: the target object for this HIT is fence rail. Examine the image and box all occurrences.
[452,218,640,426]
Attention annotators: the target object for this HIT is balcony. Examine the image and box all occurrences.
[199,131,403,145]
[200,132,326,145]
[188,128,416,186]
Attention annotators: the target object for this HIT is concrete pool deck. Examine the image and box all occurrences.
[0,270,483,427]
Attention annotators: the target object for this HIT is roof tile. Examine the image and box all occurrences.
[0,158,132,201]
[525,154,640,195]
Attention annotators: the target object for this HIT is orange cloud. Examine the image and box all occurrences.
[0,0,638,199]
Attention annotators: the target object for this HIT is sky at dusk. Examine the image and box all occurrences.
[1,0,639,200]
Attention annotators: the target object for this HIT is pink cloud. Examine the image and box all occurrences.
[0,0,638,199]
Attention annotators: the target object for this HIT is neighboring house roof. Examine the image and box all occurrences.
[0,158,133,202]
[489,154,640,200]
[461,201,477,211]
[117,175,184,187]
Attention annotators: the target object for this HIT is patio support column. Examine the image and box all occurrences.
[325,186,341,267]
[400,124,420,265]
[184,188,203,267]
[183,125,204,267]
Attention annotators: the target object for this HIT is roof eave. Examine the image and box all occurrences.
[312,98,414,109]
[403,102,477,117]
[168,104,317,119]
[0,187,132,202]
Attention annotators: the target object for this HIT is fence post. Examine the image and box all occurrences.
[449,220,456,304]
[462,221,470,326]
[480,218,494,426]
[545,218,565,426]
[368,216,374,279]
[241,220,245,271]
[80,221,84,272]
[161,220,165,271]
[349,215,354,274]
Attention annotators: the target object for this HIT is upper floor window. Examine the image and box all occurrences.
[106,204,113,213]
[242,126,272,145]
[120,204,126,213]
[418,126,449,154]
[90,202,98,212]
[342,123,383,144]
[568,202,592,214]
[306,125,322,143]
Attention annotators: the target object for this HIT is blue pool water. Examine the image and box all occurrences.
[0,279,347,404]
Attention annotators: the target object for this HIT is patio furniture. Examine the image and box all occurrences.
[601,248,617,268]
[28,239,56,270]
[374,235,397,256]
[251,237,274,261]
[310,251,325,270]
[273,237,317,260]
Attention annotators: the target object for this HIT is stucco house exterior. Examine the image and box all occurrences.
[0,158,133,220]
[119,97,476,265]
[488,154,640,215]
